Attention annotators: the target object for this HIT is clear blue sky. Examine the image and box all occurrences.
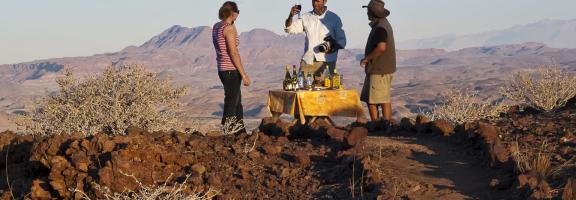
[1,0,575,64]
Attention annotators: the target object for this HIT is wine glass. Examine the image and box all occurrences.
[295,1,302,18]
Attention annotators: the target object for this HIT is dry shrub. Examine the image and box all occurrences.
[423,88,508,124]
[511,142,557,198]
[511,142,553,178]
[73,172,218,200]
[18,64,188,136]
[515,151,552,178]
[502,64,576,112]
[220,116,245,135]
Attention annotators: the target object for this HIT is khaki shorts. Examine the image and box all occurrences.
[300,60,336,81]
[361,73,393,104]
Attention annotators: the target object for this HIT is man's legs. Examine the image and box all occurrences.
[368,74,394,131]
[381,103,392,121]
[367,103,391,123]
[368,104,380,121]
[324,61,336,74]
[380,74,393,122]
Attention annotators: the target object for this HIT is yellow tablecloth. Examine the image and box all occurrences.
[267,89,365,124]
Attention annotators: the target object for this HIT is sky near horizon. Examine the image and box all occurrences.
[1,0,576,64]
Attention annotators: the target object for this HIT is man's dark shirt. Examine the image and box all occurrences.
[371,27,388,46]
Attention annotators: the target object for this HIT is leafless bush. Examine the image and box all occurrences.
[422,88,508,124]
[72,172,218,200]
[17,64,188,136]
[502,64,576,112]
[242,132,259,153]
[220,116,245,135]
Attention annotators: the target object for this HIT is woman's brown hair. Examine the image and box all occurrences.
[219,1,239,20]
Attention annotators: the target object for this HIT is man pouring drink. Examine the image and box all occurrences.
[284,0,347,82]
[267,0,370,126]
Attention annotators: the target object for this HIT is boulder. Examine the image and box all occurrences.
[431,119,454,136]
[327,127,346,142]
[399,117,416,131]
[347,127,368,146]
[415,115,430,134]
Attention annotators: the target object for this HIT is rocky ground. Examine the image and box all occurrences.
[0,119,378,199]
[0,98,574,200]
[495,98,576,199]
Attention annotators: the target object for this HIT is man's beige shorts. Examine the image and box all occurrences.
[360,73,393,104]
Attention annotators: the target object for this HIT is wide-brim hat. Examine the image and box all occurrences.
[362,0,390,18]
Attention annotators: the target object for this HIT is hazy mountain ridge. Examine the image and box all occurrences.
[0,24,575,130]
[398,18,576,50]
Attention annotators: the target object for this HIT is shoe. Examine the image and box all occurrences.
[381,119,397,134]
[366,121,381,132]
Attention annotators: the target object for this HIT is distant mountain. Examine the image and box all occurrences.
[1,25,576,131]
[398,18,576,50]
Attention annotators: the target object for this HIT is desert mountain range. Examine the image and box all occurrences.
[1,22,576,130]
[398,18,576,50]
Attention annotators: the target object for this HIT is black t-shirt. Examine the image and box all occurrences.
[372,27,388,44]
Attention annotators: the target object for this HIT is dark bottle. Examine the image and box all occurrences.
[292,65,298,90]
[295,3,302,18]
[283,65,292,90]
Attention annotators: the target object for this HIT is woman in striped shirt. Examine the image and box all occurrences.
[212,1,251,131]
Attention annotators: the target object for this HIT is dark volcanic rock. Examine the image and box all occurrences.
[431,119,454,136]
[347,127,368,146]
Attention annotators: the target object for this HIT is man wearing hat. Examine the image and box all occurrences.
[360,0,396,128]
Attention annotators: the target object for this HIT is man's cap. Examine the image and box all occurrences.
[362,0,390,18]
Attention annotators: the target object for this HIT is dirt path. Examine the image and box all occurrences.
[365,133,505,200]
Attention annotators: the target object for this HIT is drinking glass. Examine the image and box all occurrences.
[295,1,302,18]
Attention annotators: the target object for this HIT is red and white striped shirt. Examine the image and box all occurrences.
[212,21,239,71]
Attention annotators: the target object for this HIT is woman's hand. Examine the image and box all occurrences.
[242,75,252,86]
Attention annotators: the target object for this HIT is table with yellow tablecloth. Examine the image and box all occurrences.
[267,89,365,125]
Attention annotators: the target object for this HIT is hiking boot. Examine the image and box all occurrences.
[366,121,381,132]
[381,119,397,134]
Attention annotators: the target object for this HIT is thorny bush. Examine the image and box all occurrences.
[423,88,508,125]
[502,64,576,112]
[17,64,188,136]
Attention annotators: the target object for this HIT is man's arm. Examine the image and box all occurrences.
[285,6,304,34]
[361,42,387,66]
[333,15,347,49]
[360,27,388,66]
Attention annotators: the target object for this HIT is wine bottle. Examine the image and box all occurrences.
[332,68,340,90]
[306,73,313,90]
[283,65,291,90]
[297,71,304,89]
[292,65,298,90]
[323,65,331,88]
[339,73,344,89]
